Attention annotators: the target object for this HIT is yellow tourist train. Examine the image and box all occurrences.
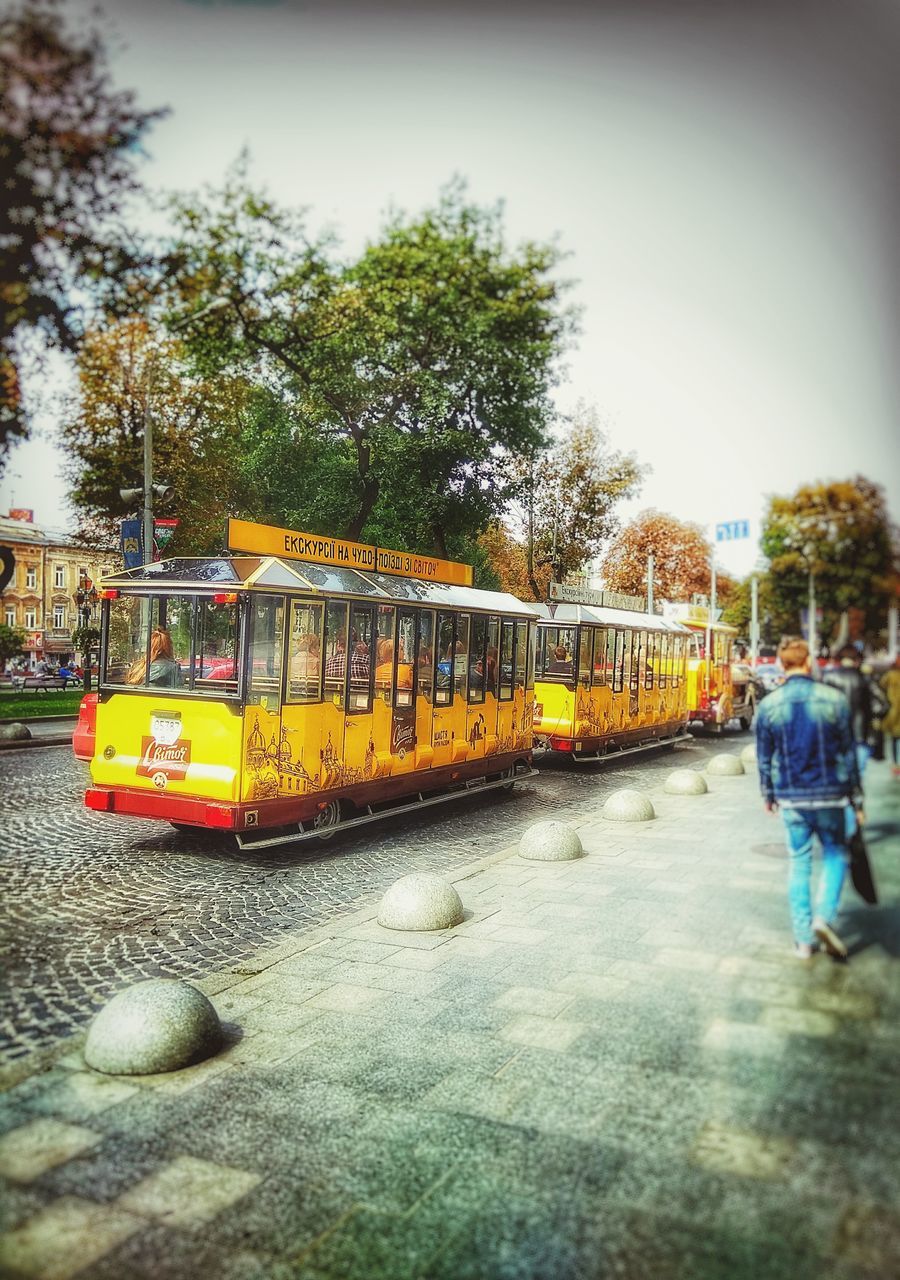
[532,585,693,758]
[663,603,755,733]
[85,520,538,848]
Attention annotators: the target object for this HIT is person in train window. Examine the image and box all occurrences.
[545,644,572,675]
[290,633,320,681]
[375,638,394,685]
[350,639,370,682]
[325,633,346,679]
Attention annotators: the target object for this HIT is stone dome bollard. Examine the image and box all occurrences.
[601,789,655,822]
[518,820,584,862]
[85,979,221,1076]
[740,743,757,765]
[0,722,32,741]
[377,872,464,931]
[663,769,708,796]
[706,753,746,776]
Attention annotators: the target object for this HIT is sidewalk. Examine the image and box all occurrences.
[1,752,898,1280]
[0,716,77,750]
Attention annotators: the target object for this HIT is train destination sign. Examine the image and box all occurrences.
[549,581,647,612]
[225,518,474,587]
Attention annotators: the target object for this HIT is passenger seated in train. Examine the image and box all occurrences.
[544,645,573,676]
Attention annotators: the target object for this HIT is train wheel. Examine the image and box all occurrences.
[500,766,517,792]
[312,799,342,839]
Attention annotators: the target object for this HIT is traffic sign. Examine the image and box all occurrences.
[715,520,750,542]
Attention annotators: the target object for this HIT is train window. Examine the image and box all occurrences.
[394,609,416,708]
[286,600,324,704]
[515,621,527,688]
[374,605,396,704]
[525,621,535,691]
[629,633,641,693]
[324,600,349,705]
[455,614,471,697]
[611,629,625,693]
[348,605,374,712]
[469,614,488,703]
[435,612,455,706]
[151,595,193,684]
[195,598,240,696]
[658,633,668,690]
[103,595,150,686]
[539,626,575,680]
[499,620,515,700]
[247,595,285,710]
[417,610,435,702]
[486,616,500,697]
[578,627,593,685]
[592,627,607,686]
[644,632,655,690]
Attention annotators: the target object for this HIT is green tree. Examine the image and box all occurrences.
[0,622,26,666]
[0,1,163,467]
[59,317,250,554]
[509,404,645,598]
[761,476,898,644]
[163,173,576,553]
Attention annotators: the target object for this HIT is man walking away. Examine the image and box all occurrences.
[756,636,862,960]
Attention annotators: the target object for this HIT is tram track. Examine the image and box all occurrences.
[0,734,741,1065]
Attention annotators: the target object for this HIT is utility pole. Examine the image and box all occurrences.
[750,574,759,664]
[807,565,817,658]
[646,554,654,615]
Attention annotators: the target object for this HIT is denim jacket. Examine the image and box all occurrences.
[756,674,861,807]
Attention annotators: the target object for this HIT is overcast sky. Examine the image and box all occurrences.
[4,0,898,577]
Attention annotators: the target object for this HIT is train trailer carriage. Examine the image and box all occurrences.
[663,604,755,732]
[532,602,692,760]
[84,523,539,848]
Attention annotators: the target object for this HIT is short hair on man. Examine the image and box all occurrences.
[836,644,860,663]
[778,635,810,670]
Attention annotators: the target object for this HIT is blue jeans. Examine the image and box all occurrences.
[781,806,848,946]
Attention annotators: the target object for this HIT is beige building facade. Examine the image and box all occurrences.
[0,512,120,668]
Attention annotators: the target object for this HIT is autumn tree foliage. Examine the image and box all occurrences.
[0,1,163,468]
[601,510,715,602]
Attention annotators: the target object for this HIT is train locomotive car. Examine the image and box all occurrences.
[532,591,692,759]
[84,520,538,848]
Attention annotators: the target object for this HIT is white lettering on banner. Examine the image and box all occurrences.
[549,582,646,611]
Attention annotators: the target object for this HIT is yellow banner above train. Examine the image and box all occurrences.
[225,518,474,588]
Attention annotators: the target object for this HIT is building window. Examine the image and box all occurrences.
[25,609,36,629]
[78,565,89,586]
[54,564,66,588]
[4,608,14,628]
[25,566,36,589]
[54,605,66,629]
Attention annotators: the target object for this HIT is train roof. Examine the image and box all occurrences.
[532,602,691,633]
[101,555,539,618]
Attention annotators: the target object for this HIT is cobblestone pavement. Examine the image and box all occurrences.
[0,736,736,1064]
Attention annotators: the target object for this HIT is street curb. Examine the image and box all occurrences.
[0,734,74,751]
[0,714,79,726]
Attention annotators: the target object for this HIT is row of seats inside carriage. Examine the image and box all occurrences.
[248,597,534,714]
[535,625,689,693]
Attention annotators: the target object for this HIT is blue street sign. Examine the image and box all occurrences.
[715,520,750,542]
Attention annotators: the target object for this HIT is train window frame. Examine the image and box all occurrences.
[644,631,655,690]
[514,620,527,689]
[468,613,488,704]
[611,629,625,694]
[374,604,396,705]
[538,626,575,684]
[455,613,471,699]
[347,603,375,714]
[285,598,325,705]
[435,611,456,706]
[323,600,350,708]
[247,594,286,711]
[486,615,500,698]
[416,609,435,702]
[577,626,593,685]
[498,619,515,701]
[592,626,607,687]
[525,621,536,691]
[393,608,417,709]
[658,633,669,690]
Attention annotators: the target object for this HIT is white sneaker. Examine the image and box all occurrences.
[793,942,815,960]
[813,918,847,958]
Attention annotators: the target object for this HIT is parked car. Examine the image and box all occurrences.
[754,662,785,699]
[72,693,98,762]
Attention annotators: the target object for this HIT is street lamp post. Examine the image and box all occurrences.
[73,578,100,693]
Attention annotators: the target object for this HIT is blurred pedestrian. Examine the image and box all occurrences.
[756,636,861,960]
[822,645,876,832]
[880,655,900,776]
